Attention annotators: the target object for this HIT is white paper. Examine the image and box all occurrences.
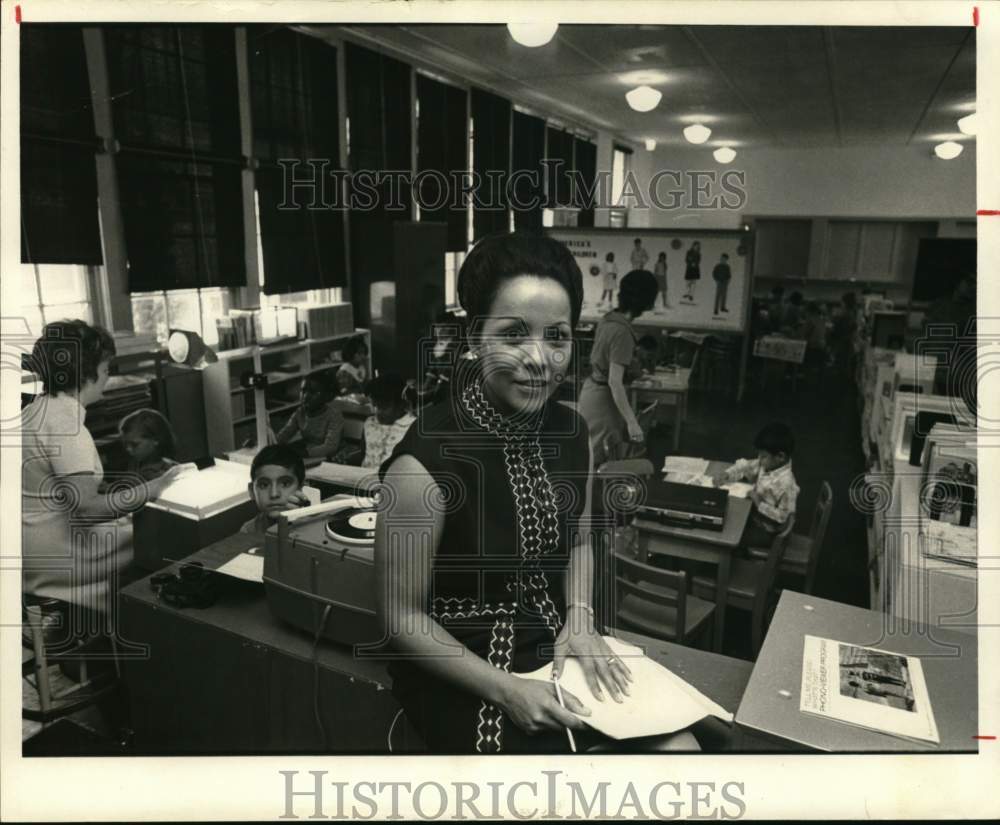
[216,550,265,583]
[664,471,714,487]
[521,636,733,740]
[662,456,710,476]
[721,482,753,499]
[799,635,939,744]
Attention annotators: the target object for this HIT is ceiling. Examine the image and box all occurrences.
[316,24,976,150]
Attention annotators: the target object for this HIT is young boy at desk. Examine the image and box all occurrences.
[715,421,799,550]
[241,445,311,535]
[361,373,416,470]
[276,373,345,460]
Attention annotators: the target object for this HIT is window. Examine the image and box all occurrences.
[445,251,466,309]
[611,147,630,207]
[17,264,94,337]
[130,287,229,346]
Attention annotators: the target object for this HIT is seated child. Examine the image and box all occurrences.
[276,373,345,460]
[118,409,178,483]
[717,422,800,550]
[241,444,311,534]
[336,335,369,396]
[362,373,417,470]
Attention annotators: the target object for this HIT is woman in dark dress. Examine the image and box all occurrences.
[683,240,701,302]
[375,233,697,754]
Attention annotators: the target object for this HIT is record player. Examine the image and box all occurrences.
[263,496,382,645]
[635,478,729,531]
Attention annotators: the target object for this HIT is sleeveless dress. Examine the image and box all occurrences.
[379,364,599,754]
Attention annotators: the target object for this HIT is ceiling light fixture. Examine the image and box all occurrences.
[934,141,964,160]
[506,22,558,48]
[645,139,657,151]
[626,85,662,112]
[957,113,977,136]
[683,123,712,144]
[713,147,737,164]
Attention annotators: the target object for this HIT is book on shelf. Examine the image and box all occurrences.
[799,635,939,745]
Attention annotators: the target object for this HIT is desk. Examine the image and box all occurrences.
[119,536,774,753]
[735,591,977,752]
[632,461,752,653]
[305,462,380,498]
[629,367,692,451]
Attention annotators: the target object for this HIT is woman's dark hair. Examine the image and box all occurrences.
[616,269,659,316]
[342,335,368,363]
[120,409,177,460]
[367,372,406,410]
[30,319,116,395]
[457,232,584,328]
[754,421,795,458]
[305,370,336,396]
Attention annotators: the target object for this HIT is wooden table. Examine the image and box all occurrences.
[629,367,692,451]
[632,460,752,653]
[117,535,777,753]
[736,591,978,751]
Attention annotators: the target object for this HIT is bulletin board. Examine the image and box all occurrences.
[548,227,752,333]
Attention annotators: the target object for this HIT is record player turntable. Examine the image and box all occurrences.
[263,497,382,645]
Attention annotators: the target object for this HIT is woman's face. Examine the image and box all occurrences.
[475,275,573,416]
[79,358,111,407]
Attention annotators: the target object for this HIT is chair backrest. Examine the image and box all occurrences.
[612,551,690,642]
[805,481,834,592]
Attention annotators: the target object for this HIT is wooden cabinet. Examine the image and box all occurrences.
[821,220,937,282]
[751,219,812,279]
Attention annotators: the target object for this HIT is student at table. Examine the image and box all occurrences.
[576,269,659,466]
[22,320,183,620]
[375,233,698,754]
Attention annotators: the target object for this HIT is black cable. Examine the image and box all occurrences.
[312,604,334,750]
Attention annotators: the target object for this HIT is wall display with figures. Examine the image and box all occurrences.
[549,227,752,332]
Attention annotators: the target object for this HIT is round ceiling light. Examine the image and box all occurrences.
[645,139,657,151]
[626,85,662,112]
[713,147,737,164]
[934,141,964,160]
[957,113,977,136]
[506,22,558,48]
[683,123,712,144]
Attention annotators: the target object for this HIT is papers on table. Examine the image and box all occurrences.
[522,636,733,740]
[662,456,710,476]
[665,472,714,487]
[799,635,939,745]
[216,548,265,583]
[720,482,753,499]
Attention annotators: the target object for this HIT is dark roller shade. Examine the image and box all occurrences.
[249,26,346,292]
[416,74,468,251]
[104,25,246,290]
[471,88,511,241]
[574,137,597,227]
[511,110,545,233]
[20,24,103,265]
[545,126,574,209]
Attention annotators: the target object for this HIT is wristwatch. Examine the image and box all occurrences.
[566,602,595,621]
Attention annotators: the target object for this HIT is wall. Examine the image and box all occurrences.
[620,143,975,229]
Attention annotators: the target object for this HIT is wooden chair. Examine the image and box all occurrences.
[610,551,716,647]
[22,596,120,724]
[771,481,833,595]
[691,516,795,656]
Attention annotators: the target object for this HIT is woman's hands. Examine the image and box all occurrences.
[495,675,590,735]
[553,608,633,703]
[627,418,645,443]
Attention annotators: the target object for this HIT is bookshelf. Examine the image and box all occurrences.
[202,329,371,455]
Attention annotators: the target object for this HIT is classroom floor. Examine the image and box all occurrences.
[644,363,869,660]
